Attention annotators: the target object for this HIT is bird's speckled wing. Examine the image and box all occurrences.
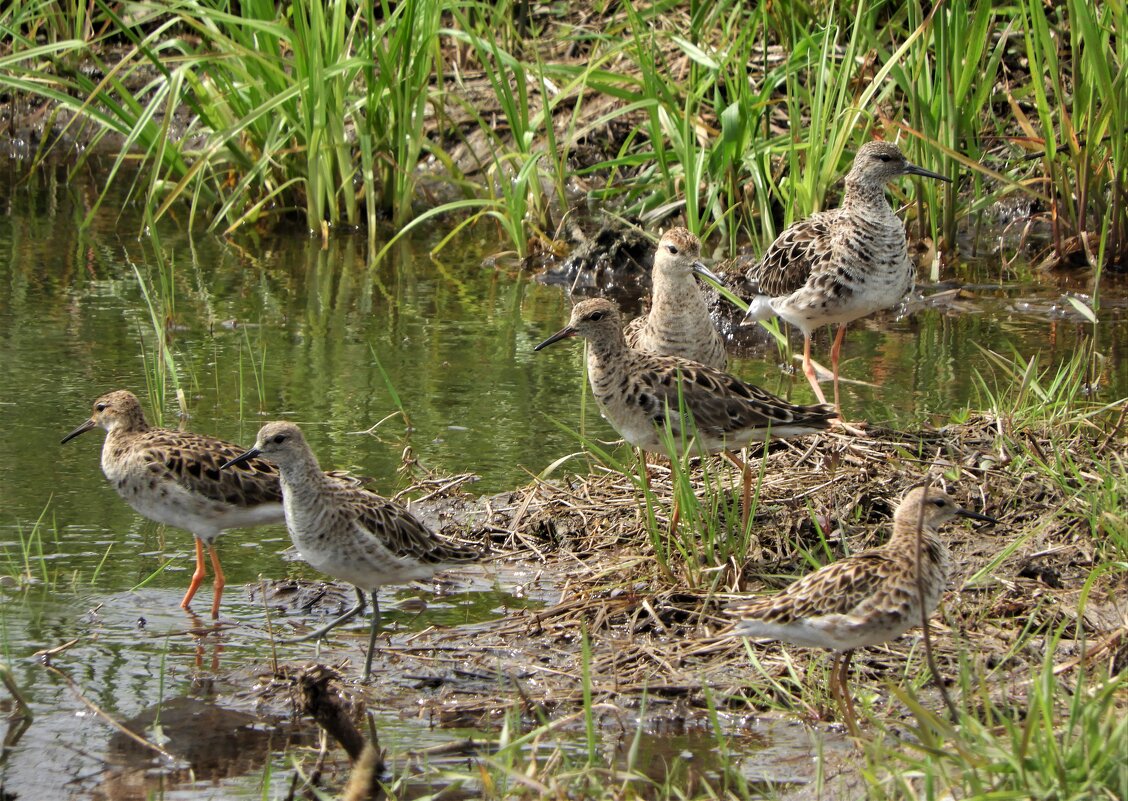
[340,487,480,567]
[743,211,839,297]
[630,357,834,439]
[128,430,284,508]
[726,551,902,624]
[623,314,647,348]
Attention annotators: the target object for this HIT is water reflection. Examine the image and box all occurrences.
[96,696,307,800]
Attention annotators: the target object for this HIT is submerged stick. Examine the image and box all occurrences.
[0,666,32,722]
[43,663,175,761]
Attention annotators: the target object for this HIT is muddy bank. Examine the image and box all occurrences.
[401,413,1126,717]
[122,411,1126,795]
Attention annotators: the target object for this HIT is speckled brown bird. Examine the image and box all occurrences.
[625,227,728,370]
[726,486,994,733]
[734,141,950,412]
[536,297,835,454]
[223,421,480,679]
[61,390,288,619]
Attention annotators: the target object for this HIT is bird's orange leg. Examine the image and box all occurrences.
[829,324,848,415]
[181,537,208,612]
[207,542,226,620]
[801,334,829,405]
[827,324,868,434]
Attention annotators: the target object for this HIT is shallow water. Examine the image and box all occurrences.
[0,158,1125,798]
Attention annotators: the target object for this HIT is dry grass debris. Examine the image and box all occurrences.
[375,411,1128,731]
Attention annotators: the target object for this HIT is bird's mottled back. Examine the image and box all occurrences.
[61,388,291,618]
[240,421,480,583]
[726,486,992,649]
[223,420,481,679]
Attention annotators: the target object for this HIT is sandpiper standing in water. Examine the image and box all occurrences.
[735,141,951,413]
[625,227,728,370]
[726,486,995,735]
[223,421,480,680]
[61,390,288,619]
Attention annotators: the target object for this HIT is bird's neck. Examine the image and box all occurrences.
[650,268,707,321]
[278,453,331,498]
[887,523,945,565]
[104,421,149,459]
[842,178,894,214]
[585,329,629,367]
[107,415,151,439]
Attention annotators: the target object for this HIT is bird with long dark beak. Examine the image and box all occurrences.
[723,141,952,416]
[61,390,286,619]
[535,297,835,530]
[223,422,481,680]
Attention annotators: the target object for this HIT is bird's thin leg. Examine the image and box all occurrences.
[801,334,829,405]
[740,451,752,532]
[286,586,367,643]
[181,537,209,612]
[828,652,842,711]
[835,650,861,738]
[822,323,867,435]
[206,542,226,620]
[363,591,381,681]
[829,323,848,416]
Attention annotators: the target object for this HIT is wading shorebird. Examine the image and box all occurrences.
[726,486,995,735]
[61,390,288,620]
[534,298,835,525]
[625,227,728,370]
[223,421,480,680]
[733,141,951,414]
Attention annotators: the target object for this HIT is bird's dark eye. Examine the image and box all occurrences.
[272,434,287,444]
[588,311,605,321]
[95,403,107,412]
[931,497,947,507]
[876,154,893,162]
[665,244,678,255]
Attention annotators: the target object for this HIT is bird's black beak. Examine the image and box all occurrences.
[221,447,261,470]
[903,162,952,183]
[955,507,997,524]
[60,418,97,445]
[692,261,724,286]
[534,325,577,351]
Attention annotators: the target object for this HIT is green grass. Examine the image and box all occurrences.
[546,398,764,593]
[867,612,1128,800]
[238,325,269,417]
[132,249,186,422]
[971,343,1128,565]
[840,346,1128,800]
[1,0,1123,270]
[2,3,1126,798]
[1,499,54,588]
